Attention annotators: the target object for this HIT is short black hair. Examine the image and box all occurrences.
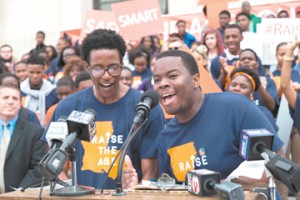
[75,71,91,88]
[156,50,199,75]
[0,72,20,89]
[176,20,185,26]
[219,10,231,18]
[224,24,243,35]
[81,29,126,64]
[276,42,287,53]
[128,46,151,65]
[57,75,75,88]
[27,54,47,66]
[240,48,259,62]
[14,61,27,72]
[236,12,251,21]
[230,67,260,91]
[36,31,45,37]
[277,10,289,18]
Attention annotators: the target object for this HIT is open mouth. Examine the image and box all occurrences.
[161,92,176,105]
[100,83,113,88]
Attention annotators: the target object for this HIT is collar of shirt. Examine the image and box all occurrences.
[0,116,19,138]
[225,49,239,61]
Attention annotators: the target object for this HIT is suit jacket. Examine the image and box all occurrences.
[3,116,47,192]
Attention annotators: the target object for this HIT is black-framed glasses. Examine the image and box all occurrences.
[88,64,122,77]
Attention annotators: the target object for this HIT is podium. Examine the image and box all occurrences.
[0,189,258,200]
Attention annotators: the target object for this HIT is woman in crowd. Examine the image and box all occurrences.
[191,44,210,72]
[128,45,152,89]
[45,45,57,65]
[63,56,85,81]
[54,46,79,82]
[201,29,225,61]
[228,67,278,131]
[140,35,159,57]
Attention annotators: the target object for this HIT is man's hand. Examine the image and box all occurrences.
[122,155,138,190]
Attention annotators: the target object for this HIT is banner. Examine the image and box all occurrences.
[79,10,118,43]
[228,0,300,19]
[111,0,163,40]
[257,19,300,65]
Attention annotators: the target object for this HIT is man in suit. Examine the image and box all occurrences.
[0,84,47,193]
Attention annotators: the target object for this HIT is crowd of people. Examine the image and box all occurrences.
[0,1,300,199]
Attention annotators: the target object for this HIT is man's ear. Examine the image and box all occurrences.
[84,61,89,71]
[193,73,201,88]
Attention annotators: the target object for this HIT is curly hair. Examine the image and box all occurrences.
[81,29,126,64]
[230,67,261,91]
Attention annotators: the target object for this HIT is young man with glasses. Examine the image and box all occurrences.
[43,29,165,190]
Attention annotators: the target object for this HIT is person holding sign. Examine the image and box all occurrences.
[280,39,300,200]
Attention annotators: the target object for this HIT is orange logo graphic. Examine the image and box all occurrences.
[81,121,124,179]
[167,142,197,181]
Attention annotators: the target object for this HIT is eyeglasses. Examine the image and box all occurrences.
[88,64,122,77]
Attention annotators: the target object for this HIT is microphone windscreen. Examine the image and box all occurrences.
[141,90,160,108]
[85,109,97,118]
[57,115,67,122]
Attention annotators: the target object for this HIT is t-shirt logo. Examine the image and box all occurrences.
[81,121,124,179]
[168,142,208,181]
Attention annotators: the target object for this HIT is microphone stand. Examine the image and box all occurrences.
[112,118,149,196]
[252,151,276,200]
[52,147,95,196]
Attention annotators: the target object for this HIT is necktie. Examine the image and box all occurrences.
[0,123,10,193]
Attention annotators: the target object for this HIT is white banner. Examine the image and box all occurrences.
[257,19,300,65]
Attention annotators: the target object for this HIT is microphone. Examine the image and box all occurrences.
[133,90,159,124]
[39,109,96,181]
[240,129,300,194]
[60,109,97,150]
[45,116,68,149]
[239,129,274,161]
[186,169,244,199]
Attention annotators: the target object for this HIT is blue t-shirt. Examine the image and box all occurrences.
[272,69,300,84]
[253,75,279,108]
[132,68,153,82]
[258,105,278,132]
[42,87,165,189]
[183,32,196,48]
[292,93,300,133]
[157,93,283,181]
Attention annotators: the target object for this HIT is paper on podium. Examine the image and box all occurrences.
[225,160,265,181]
[134,180,186,191]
